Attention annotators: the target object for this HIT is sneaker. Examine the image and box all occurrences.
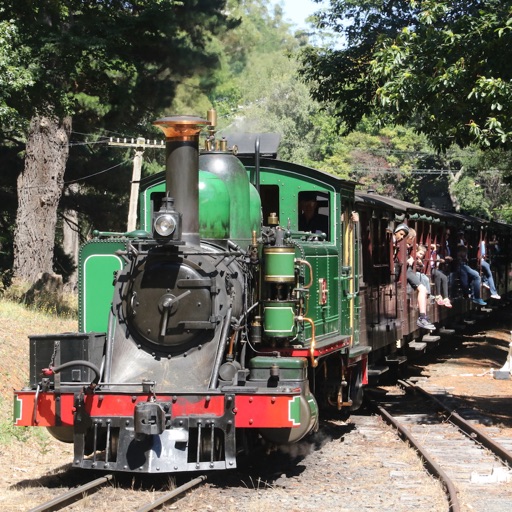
[435,295,444,306]
[472,298,487,306]
[483,282,490,290]
[443,298,453,308]
[491,294,501,299]
[417,317,436,330]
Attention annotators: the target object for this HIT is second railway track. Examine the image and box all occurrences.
[367,379,512,512]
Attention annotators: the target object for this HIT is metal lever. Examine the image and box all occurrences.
[160,290,192,336]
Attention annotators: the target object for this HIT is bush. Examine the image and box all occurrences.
[3,274,77,318]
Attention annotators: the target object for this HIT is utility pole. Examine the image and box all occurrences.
[108,137,164,231]
[127,138,144,232]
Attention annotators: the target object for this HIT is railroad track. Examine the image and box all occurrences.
[367,380,512,512]
[28,474,207,512]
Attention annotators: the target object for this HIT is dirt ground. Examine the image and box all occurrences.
[408,319,512,435]
[1,312,512,510]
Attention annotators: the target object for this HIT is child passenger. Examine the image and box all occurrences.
[415,244,431,294]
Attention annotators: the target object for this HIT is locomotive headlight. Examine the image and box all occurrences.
[154,213,177,237]
[152,195,182,242]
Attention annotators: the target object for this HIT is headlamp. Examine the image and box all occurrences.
[152,195,182,242]
[154,213,177,237]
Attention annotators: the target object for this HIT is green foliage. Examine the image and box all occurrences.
[447,147,512,221]
[3,276,78,318]
[0,396,31,445]
[169,0,328,165]
[314,120,434,201]
[0,0,235,128]
[0,420,31,445]
[372,0,512,150]
[0,414,53,455]
[300,0,512,151]
[0,20,33,133]
[171,0,300,118]
[0,0,238,158]
[299,0,416,135]
[451,176,492,218]
[0,1,239,282]
[2,0,512,263]
[224,50,324,163]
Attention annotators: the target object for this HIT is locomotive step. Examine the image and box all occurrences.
[408,341,427,351]
[368,365,390,377]
[422,335,441,343]
[385,355,408,365]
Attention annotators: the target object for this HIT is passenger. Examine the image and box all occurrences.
[479,238,500,299]
[489,233,500,255]
[488,233,502,284]
[415,244,431,294]
[440,228,456,296]
[393,224,435,330]
[298,192,329,238]
[457,231,487,306]
[430,243,452,307]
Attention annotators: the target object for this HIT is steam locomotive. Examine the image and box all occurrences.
[13,111,512,474]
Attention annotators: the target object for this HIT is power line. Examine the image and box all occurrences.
[68,139,110,147]
[64,159,131,184]
[349,167,504,174]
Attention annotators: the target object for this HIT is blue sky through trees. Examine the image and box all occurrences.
[271,0,318,29]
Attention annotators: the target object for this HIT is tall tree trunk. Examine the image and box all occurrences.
[13,115,72,285]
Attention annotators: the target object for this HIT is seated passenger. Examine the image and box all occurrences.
[430,243,452,307]
[457,231,486,306]
[415,244,431,294]
[298,192,329,238]
[393,224,435,331]
[479,239,500,299]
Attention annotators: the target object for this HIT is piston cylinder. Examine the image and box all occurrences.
[263,300,296,338]
[263,246,296,283]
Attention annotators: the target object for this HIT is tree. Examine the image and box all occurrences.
[0,0,235,286]
[197,0,331,164]
[314,121,437,202]
[450,176,491,218]
[300,0,512,151]
[0,19,34,286]
[14,116,72,283]
[225,50,326,163]
[447,147,512,220]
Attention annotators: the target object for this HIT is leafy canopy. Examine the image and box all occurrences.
[300,0,512,151]
[0,20,35,133]
[0,0,236,137]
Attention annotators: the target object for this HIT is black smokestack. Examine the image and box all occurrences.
[153,116,208,245]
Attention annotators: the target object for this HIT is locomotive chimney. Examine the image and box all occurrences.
[153,115,208,245]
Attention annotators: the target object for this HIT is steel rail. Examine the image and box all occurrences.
[135,475,207,512]
[401,379,512,467]
[28,474,113,512]
[367,395,461,512]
